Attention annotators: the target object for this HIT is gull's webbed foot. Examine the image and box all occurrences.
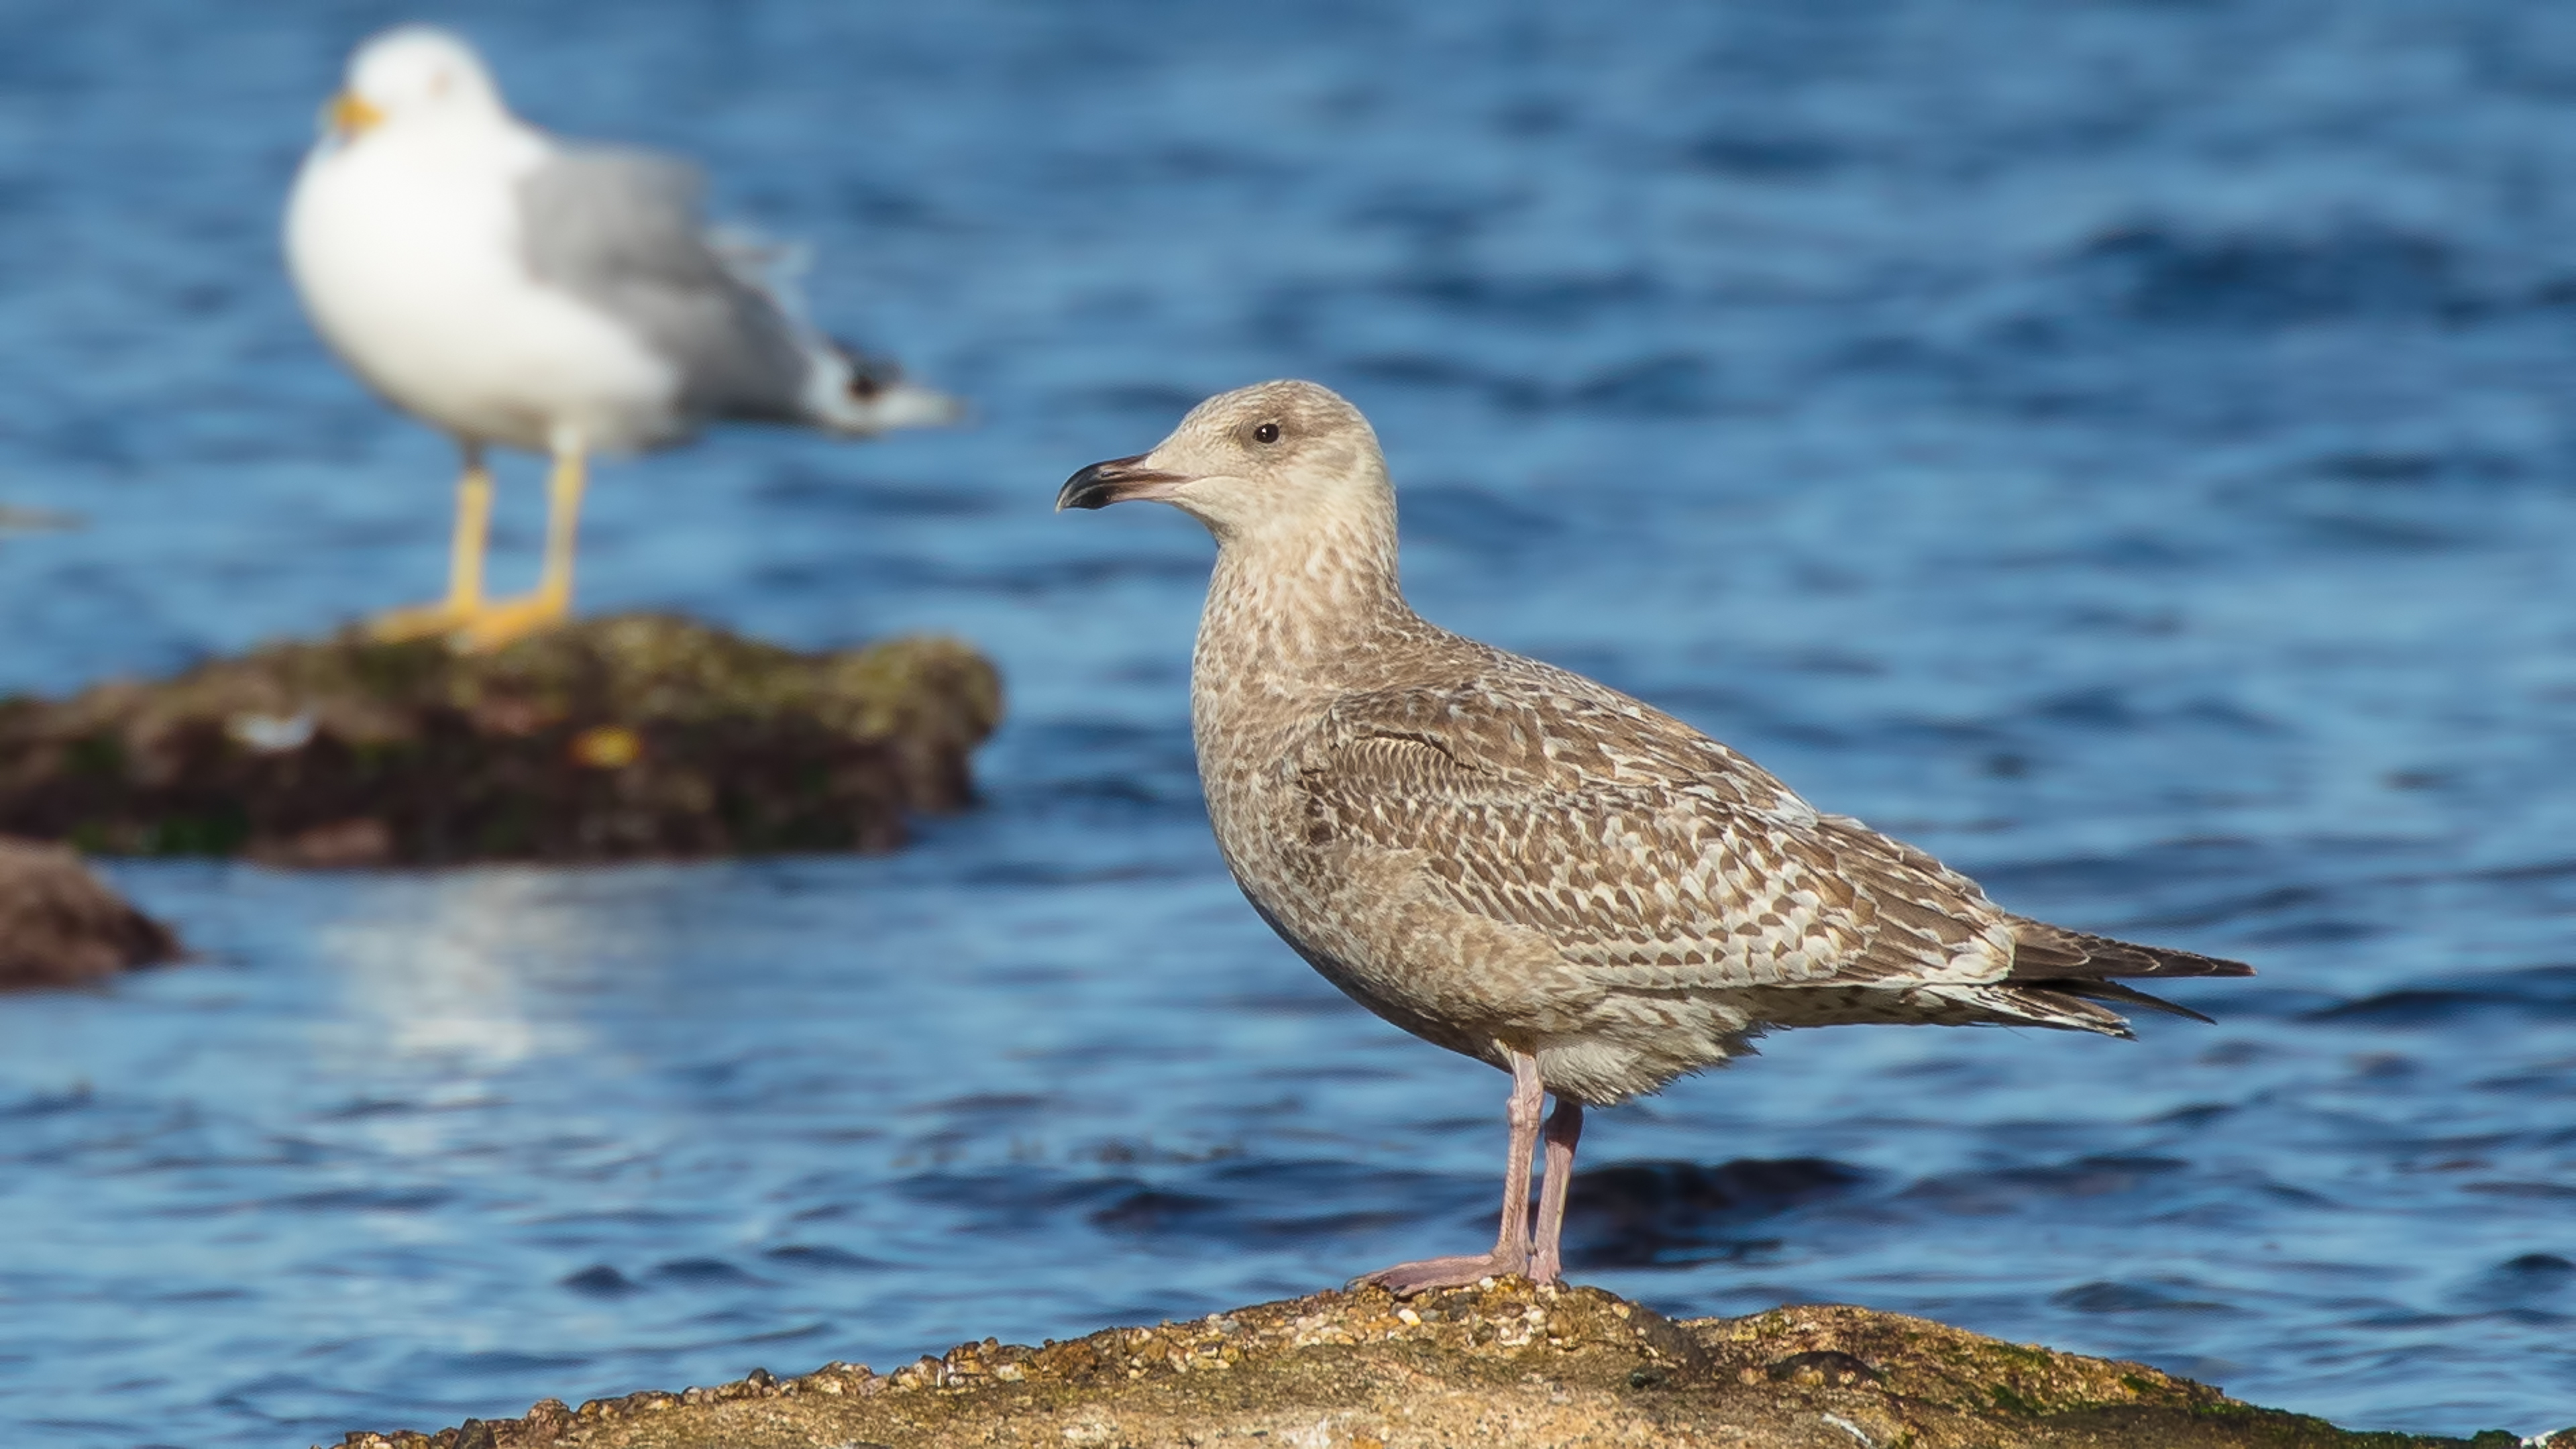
[366,599,482,643]
[1353,1250,1529,1297]
[453,591,569,653]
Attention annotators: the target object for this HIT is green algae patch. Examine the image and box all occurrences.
[322,1281,2571,1449]
[0,614,1002,865]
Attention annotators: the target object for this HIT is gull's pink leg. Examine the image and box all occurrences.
[1527,1097,1585,1286]
[1356,1051,1543,1295]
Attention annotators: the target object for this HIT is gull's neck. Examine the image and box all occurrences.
[1193,502,1417,728]
[352,107,543,173]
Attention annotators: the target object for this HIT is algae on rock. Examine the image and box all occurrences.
[326,1281,2571,1449]
[0,614,1003,865]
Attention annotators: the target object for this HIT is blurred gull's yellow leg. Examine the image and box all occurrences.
[367,452,494,641]
[458,447,586,652]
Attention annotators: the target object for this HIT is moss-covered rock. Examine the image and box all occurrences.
[0,614,1002,865]
[321,1281,2571,1449]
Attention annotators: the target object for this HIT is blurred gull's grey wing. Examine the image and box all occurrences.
[517,148,812,423]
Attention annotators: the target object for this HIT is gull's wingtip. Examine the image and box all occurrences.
[827,379,967,437]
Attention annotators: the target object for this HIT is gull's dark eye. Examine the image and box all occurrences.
[1252,421,1281,445]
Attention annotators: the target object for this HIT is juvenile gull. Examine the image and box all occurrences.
[286,27,959,651]
[1059,380,2252,1294]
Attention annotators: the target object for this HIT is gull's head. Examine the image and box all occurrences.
[323,26,506,142]
[1057,380,1392,545]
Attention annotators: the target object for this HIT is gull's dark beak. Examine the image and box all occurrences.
[1057,454,1188,512]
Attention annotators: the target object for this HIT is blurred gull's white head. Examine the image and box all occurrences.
[327,26,506,140]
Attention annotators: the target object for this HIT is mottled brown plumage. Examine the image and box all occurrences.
[1059,380,2251,1293]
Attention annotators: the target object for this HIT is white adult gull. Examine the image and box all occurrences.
[1059,380,2253,1295]
[286,25,959,651]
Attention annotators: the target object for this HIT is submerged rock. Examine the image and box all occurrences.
[0,614,1002,865]
[0,835,181,989]
[325,1281,2567,1448]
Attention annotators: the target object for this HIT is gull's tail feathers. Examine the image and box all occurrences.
[2001,918,2253,1030]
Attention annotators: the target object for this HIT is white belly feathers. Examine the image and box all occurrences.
[285,125,680,455]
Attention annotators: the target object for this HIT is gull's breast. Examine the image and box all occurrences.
[285,129,678,453]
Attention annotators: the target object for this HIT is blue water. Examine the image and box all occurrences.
[3,1,2575,1443]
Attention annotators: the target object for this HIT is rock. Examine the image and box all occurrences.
[0,835,181,989]
[0,614,1003,865]
[319,1281,2571,1448]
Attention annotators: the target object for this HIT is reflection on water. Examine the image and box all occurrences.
[320,873,613,1072]
[4,0,2576,1445]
